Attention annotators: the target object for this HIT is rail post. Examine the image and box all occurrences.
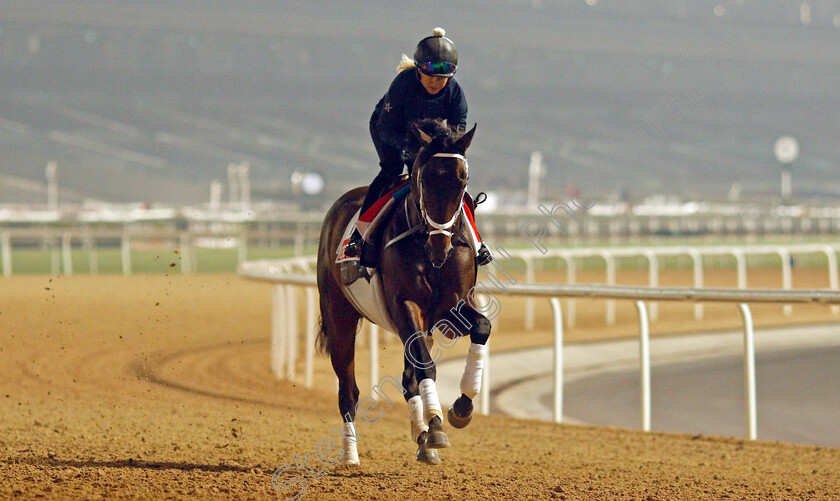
[738,303,757,440]
[369,321,380,400]
[732,248,747,289]
[121,233,132,276]
[84,234,97,275]
[357,320,368,348]
[480,336,490,415]
[524,254,535,330]
[550,297,563,423]
[636,300,651,432]
[304,287,317,389]
[823,246,839,314]
[644,251,659,322]
[689,249,704,320]
[776,247,793,316]
[1,232,11,277]
[600,250,616,325]
[285,284,298,380]
[477,294,491,415]
[561,251,576,327]
[51,237,60,275]
[61,233,73,275]
[271,284,286,377]
[179,234,191,274]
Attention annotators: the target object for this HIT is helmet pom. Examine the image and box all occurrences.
[432,27,446,37]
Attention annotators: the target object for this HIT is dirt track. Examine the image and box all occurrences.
[2,271,839,500]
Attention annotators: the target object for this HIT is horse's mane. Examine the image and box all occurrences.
[410,119,462,167]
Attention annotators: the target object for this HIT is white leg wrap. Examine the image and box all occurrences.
[419,378,443,423]
[460,343,488,399]
[341,422,359,465]
[407,395,428,442]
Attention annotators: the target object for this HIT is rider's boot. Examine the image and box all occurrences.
[344,229,364,258]
[345,229,377,268]
[476,242,493,266]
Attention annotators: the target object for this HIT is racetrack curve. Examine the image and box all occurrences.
[2,273,839,500]
[561,344,840,448]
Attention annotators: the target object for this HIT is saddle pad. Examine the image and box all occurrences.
[343,268,398,333]
[336,209,398,333]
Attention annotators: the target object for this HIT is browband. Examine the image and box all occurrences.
[432,153,467,161]
[431,153,469,176]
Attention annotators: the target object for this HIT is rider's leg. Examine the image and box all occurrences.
[360,169,396,218]
[461,193,493,266]
[345,117,404,259]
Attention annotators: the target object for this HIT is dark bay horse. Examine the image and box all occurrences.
[316,121,491,465]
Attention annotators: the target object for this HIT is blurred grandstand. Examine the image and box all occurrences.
[0,0,839,220]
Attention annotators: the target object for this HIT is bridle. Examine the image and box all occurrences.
[384,152,469,251]
[417,153,468,238]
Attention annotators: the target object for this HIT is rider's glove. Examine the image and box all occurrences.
[401,148,415,166]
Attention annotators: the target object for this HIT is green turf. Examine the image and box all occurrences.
[1,236,833,275]
[2,244,317,275]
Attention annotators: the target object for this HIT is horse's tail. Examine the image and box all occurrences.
[316,315,330,355]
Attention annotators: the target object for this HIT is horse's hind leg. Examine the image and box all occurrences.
[320,286,362,464]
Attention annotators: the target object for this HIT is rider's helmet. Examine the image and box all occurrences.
[413,27,458,78]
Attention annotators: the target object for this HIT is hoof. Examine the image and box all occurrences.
[448,404,472,429]
[447,394,474,429]
[415,439,441,465]
[425,416,451,449]
[426,430,451,449]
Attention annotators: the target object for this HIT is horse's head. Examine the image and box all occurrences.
[410,120,476,269]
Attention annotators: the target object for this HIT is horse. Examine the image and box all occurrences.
[315,120,492,465]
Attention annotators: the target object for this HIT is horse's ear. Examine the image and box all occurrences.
[416,127,433,148]
[455,123,477,152]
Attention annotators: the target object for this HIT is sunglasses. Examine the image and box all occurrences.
[419,61,457,76]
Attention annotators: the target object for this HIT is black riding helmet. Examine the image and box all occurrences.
[413,27,458,77]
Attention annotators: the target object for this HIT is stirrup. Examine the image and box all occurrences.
[344,231,363,258]
[340,260,367,285]
[476,243,493,267]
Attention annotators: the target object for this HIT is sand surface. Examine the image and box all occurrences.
[1,270,839,500]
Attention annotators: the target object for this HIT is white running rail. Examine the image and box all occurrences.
[504,243,840,328]
[238,254,840,442]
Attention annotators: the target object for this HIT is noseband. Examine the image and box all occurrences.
[418,153,468,238]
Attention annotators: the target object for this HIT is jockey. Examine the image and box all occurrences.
[344,27,493,267]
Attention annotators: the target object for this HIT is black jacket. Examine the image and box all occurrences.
[372,68,468,153]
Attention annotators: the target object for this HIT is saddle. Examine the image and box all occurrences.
[336,176,479,272]
[334,176,410,333]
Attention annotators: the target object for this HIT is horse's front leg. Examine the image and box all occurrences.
[445,305,491,429]
[395,300,451,451]
[402,350,440,465]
